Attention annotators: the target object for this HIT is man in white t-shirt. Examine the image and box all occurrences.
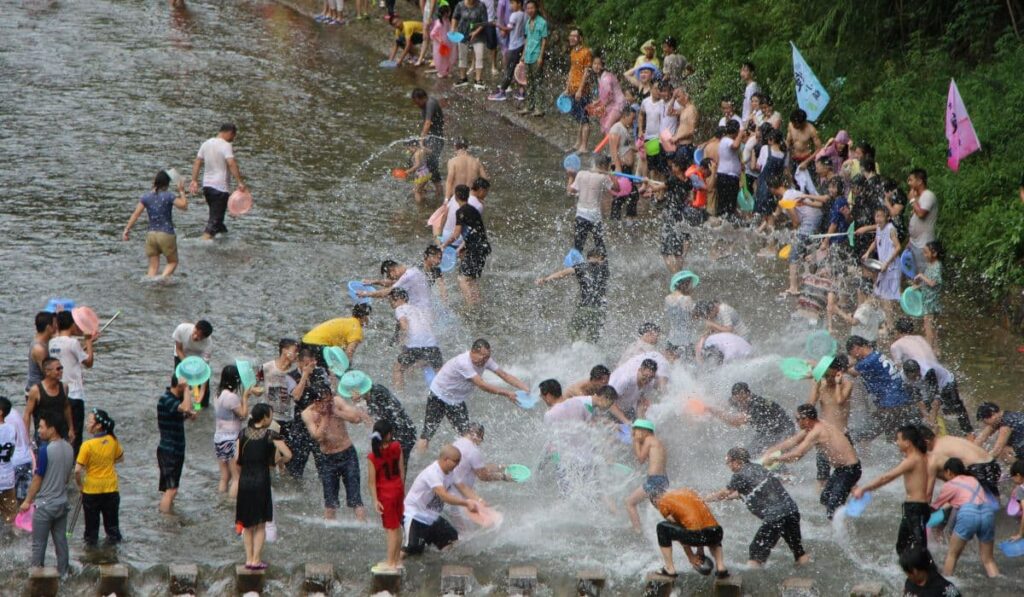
[608,353,668,420]
[448,423,512,528]
[402,444,479,557]
[416,339,529,453]
[361,260,432,311]
[172,320,214,407]
[717,97,743,128]
[698,332,753,365]
[540,381,622,493]
[906,168,938,273]
[714,120,743,217]
[260,338,298,431]
[639,84,665,142]
[740,62,760,122]
[569,154,618,254]
[189,123,246,240]
[695,299,750,339]
[48,310,96,455]
[389,288,443,391]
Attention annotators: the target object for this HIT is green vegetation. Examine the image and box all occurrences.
[546,0,1024,294]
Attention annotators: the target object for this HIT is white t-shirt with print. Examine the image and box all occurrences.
[404,461,453,524]
[704,333,753,362]
[429,351,500,405]
[48,336,87,401]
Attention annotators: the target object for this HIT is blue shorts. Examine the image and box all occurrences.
[570,97,590,124]
[644,475,670,498]
[315,446,363,510]
[952,503,996,543]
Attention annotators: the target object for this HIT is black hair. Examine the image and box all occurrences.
[861,157,876,174]
[380,259,399,276]
[693,300,717,320]
[595,385,619,401]
[593,154,612,170]
[699,157,714,170]
[845,335,870,352]
[278,338,298,353]
[471,338,491,351]
[917,424,935,442]
[42,356,60,371]
[195,320,214,338]
[903,359,921,376]
[249,403,272,427]
[219,364,241,393]
[790,109,807,125]
[621,105,636,117]
[454,136,469,149]
[899,548,937,574]
[741,61,755,73]
[371,419,394,459]
[897,424,927,453]
[829,354,850,371]
[976,401,1000,421]
[352,303,372,319]
[219,123,237,134]
[424,245,442,257]
[796,404,818,420]
[154,170,171,191]
[298,345,319,361]
[638,322,661,336]
[672,276,693,293]
[589,365,610,380]
[895,318,915,335]
[761,94,774,106]
[389,287,409,302]
[873,204,889,217]
[538,378,562,397]
[724,120,740,136]
[56,310,74,331]
[719,95,734,105]
[35,311,55,333]
[0,396,11,418]
[38,411,67,438]
[702,345,724,366]
[768,175,788,190]
[909,168,928,185]
[471,178,490,190]
[91,408,116,438]
[855,141,875,158]
[411,88,428,101]
[454,184,470,201]
[727,447,751,463]
[925,240,944,261]
[1010,459,1024,477]
[942,457,968,477]
[586,248,605,259]
[640,358,658,372]
[731,382,750,395]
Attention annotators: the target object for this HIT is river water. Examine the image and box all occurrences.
[1,0,1022,595]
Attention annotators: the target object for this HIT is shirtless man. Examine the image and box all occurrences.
[444,137,489,201]
[852,425,930,555]
[918,425,1000,498]
[26,312,57,398]
[563,365,610,398]
[626,419,667,532]
[785,109,821,172]
[669,87,699,163]
[763,404,861,520]
[701,128,722,216]
[808,355,852,489]
[302,392,372,520]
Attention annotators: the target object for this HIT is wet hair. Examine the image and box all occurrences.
[352,303,372,319]
[389,287,409,302]
[899,548,937,574]
[538,378,562,397]
[0,396,10,418]
[640,358,658,372]
[638,322,661,336]
[154,170,171,191]
[693,300,717,320]
[895,318,915,335]
[741,61,755,73]
[595,385,619,401]
[454,184,471,201]
[55,310,74,331]
[917,424,935,442]
[467,422,485,438]
[727,447,750,463]
[454,136,469,149]
[410,88,428,101]
[35,311,55,333]
[424,245,442,258]
[371,419,394,458]
[699,157,714,170]
[471,338,491,352]
[845,335,870,352]
[731,382,750,396]
[976,401,1001,421]
[724,120,740,136]
[702,345,724,366]
[790,109,807,124]
[592,154,611,170]
[91,408,116,437]
[249,403,272,427]
[909,168,928,185]
[589,365,610,380]
[942,457,968,477]
[796,404,818,420]
[380,259,399,276]
[897,425,927,453]
[925,240,944,261]
[219,123,237,134]
[902,359,921,377]
[219,364,241,393]
[38,411,66,438]
[586,248,605,259]
[471,178,490,191]
[42,356,60,371]
[195,320,214,338]
[829,354,850,371]
[297,346,318,361]
[1010,459,1024,477]
[278,338,298,353]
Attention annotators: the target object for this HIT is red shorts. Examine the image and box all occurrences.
[378,487,405,530]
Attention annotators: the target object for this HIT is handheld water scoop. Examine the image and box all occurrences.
[176,356,211,412]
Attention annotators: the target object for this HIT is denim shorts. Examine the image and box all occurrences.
[315,446,363,510]
[952,503,995,543]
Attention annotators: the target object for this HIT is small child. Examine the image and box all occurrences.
[862,205,900,331]
[367,420,405,572]
[900,548,962,597]
[1009,459,1024,541]
[625,419,667,533]
[914,240,943,352]
[429,5,454,78]
[404,140,431,204]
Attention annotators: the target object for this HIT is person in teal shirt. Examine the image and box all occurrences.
[518,0,548,117]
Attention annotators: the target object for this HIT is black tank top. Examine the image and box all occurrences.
[34,381,68,427]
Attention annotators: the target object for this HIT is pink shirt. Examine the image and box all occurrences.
[931,475,989,509]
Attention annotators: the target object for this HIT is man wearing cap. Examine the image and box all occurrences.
[302,378,372,520]
[416,338,529,453]
[360,260,432,311]
[342,371,418,465]
[625,419,668,533]
[608,353,668,421]
[302,304,372,363]
[388,288,442,391]
[707,383,795,453]
[172,320,214,408]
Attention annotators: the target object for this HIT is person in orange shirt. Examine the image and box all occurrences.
[683,159,712,225]
[564,28,593,154]
[652,486,729,578]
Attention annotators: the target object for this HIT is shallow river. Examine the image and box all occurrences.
[1,0,1022,594]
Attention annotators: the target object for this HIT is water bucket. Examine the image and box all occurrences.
[779,357,812,380]
[644,138,661,156]
[845,491,872,517]
[812,355,835,382]
[926,509,946,528]
[556,94,573,114]
[227,189,253,216]
[900,287,924,317]
[562,153,581,172]
[466,504,503,528]
[166,168,182,186]
[900,248,917,279]
[737,186,754,212]
[778,198,798,210]
[669,270,699,292]
[175,356,211,386]
[684,398,706,416]
[323,346,351,377]
[777,244,792,260]
[804,330,838,360]
[440,246,457,272]
[998,539,1024,557]
[505,464,531,483]
[617,423,631,445]
[446,31,464,43]
[236,359,257,390]
[44,298,75,313]
[379,60,398,68]
[694,147,705,164]
[347,280,373,304]
[71,306,100,336]
[563,248,584,268]
[337,369,372,398]
[515,390,539,409]
[14,506,34,532]
[612,177,632,198]
[391,167,408,180]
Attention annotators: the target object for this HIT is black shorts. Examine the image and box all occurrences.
[403,516,458,555]
[424,139,444,183]
[820,461,861,519]
[157,448,185,492]
[656,521,723,548]
[570,97,590,124]
[397,346,443,369]
[660,219,689,256]
[750,512,805,564]
[459,249,488,278]
[646,150,667,175]
[482,23,498,50]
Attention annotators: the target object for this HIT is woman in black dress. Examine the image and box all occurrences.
[235,403,291,570]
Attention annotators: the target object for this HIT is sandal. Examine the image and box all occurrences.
[656,567,678,578]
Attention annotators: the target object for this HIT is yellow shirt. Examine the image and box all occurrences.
[303,317,363,347]
[396,21,423,41]
[77,435,123,494]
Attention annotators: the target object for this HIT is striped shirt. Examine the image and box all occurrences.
[157,389,187,455]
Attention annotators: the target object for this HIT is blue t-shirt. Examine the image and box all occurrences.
[828,209,850,246]
[855,351,909,408]
[141,191,177,234]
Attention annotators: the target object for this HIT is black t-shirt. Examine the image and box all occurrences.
[574,261,609,308]
[902,572,961,597]
[727,462,798,521]
[365,384,417,448]
[662,175,692,222]
[288,367,333,413]
[456,203,490,254]
[422,97,444,142]
[886,188,909,243]
[731,394,795,440]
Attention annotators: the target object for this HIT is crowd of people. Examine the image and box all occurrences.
[5,1,1024,595]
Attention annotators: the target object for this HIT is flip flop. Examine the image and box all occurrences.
[656,567,678,578]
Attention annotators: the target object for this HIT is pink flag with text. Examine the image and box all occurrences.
[945,79,980,171]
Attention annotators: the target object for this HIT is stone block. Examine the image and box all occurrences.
[303,563,334,594]
[642,572,674,597]
[850,582,885,597]
[714,574,742,597]
[98,564,130,596]
[781,576,818,597]
[370,566,402,594]
[440,565,473,595]
[235,564,264,595]
[28,567,59,597]
[576,569,606,596]
[168,565,198,595]
[508,565,537,595]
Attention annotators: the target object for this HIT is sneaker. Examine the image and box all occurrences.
[513,92,526,101]
[454,78,470,88]
[473,83,487,91]
[488,91,507,101]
